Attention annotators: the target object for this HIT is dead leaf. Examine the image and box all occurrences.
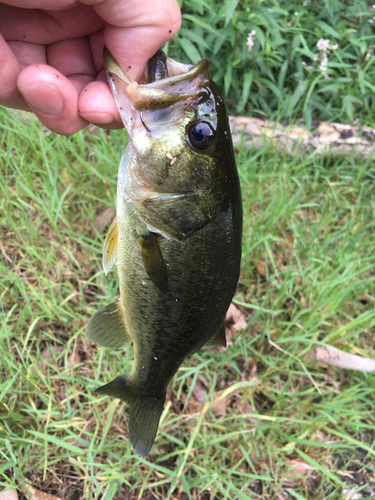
[95,208,116,230]
[315,430,327,442]
[188,396,202,413]
[225,303,247,338]
[41,345,64,359]
[67,351,81,367]
[192,382,206,404]
[211,394,227,417]
[237,400,253,414]
[253,261,266,276]
[282,235,294,246]
[188,382,206,413]
[285,457,314,484]
[241,358,258,381]
[0,489,18,500]
[22,486,62,500]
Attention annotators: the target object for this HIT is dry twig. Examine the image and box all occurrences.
[313,345,375,373]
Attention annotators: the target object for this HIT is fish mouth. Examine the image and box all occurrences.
[103,47,211,130]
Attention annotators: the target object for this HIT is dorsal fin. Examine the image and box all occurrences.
[102,217,118,275]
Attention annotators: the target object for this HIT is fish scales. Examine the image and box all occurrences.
[86,47,242,457]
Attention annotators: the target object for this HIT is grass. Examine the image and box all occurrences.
[1,105,375,500]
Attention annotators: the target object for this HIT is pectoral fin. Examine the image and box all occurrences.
[102,218,118,275]
[205,323,227,347]
[86,300,132,349]
[134,231,168,293]
[134,194,211,240]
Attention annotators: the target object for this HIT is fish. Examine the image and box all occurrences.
[85,47,243,457]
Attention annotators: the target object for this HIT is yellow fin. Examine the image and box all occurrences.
[102,217,118,275]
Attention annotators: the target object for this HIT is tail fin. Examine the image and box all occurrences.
[96,376,165,457]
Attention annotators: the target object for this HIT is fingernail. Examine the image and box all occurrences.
[79,112,116,124]
[19,85,64,115]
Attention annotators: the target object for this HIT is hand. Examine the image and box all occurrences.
[0,0,181,134]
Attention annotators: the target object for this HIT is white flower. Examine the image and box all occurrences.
[246,31,256,52]
[320,52,328,78]
[303,0,308,5]
[317,38,331,51]
[314,39,338,79]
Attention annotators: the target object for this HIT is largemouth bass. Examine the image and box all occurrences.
[86,47,242,457]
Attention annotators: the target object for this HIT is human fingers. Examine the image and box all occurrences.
[85,0,181,81]
[17,64,88,134]
[0,0,78,8]
[17,38,99,134]
[0,33,24,109]
[0,3,104,45]
[79,79,122,128]
[46,35,121,128]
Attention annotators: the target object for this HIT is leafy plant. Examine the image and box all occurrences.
[169,0,375,125]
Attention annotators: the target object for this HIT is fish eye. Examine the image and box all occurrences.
[187,121,215,150]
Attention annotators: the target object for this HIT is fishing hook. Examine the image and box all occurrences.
[140,111,151,133]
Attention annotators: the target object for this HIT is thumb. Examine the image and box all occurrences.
[84,0,181,80]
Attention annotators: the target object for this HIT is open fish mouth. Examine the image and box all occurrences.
[103,47,212,132]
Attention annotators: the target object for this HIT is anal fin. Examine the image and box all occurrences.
[134,230,168,293]
[103,217,118,275]
[86,300,132,349]
[204,322,227,348]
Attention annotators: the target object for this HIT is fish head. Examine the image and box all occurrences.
[105,48,236,238]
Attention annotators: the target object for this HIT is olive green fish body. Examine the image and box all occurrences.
[86,49,242,456]
[118,170,241,393]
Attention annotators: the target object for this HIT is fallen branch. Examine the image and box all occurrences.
[229,116,375,160]
[313,345,375,373]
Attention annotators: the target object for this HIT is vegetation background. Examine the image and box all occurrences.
[171,0,375,126]
[1,0,375,499]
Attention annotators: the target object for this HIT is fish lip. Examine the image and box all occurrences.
[104,46,210,87]
[104,46,212,111]
[104,46,131,85]
[145,58,211,90]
